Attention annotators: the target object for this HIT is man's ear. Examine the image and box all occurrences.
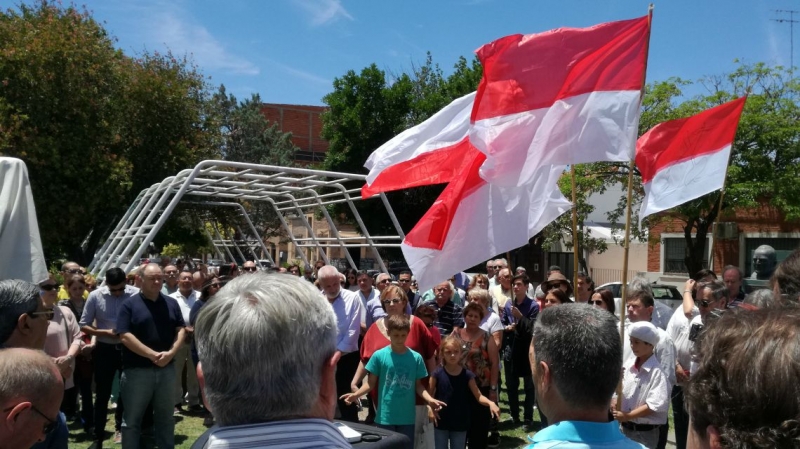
[706,425,723,449]
[3,402,31,432]
[196,362,211,413]
[314,352,340,420]
[537,361,551,393]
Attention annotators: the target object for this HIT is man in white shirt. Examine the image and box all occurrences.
[169,271,200,413]
[490,268,512,314]
[318,266,364,423]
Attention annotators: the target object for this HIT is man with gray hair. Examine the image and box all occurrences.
[192,273,351,448]
[317,265,364,423]
[0,279,69,449]
[526,305,644,448]
[0,348,64,449]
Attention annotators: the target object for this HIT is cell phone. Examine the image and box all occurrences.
[335,422,363,443]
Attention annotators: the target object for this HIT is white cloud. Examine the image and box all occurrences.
[269,59,331,86]
[107,1,259,76]
[293,0,354,27]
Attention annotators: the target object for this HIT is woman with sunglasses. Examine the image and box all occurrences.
[344,268,359,292]
[590,289,617,318]
[40,276,86,429]
[189,275,223,427]
[57,274,95,432]
[353,284,438,446]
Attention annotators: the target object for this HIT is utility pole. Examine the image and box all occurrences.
[773,9,799,70]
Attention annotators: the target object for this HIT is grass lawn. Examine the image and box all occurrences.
[68,373,675,449]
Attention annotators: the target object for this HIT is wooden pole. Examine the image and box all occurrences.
[617,4,654,409]
[707,93,748,272]
[571,165,580,290]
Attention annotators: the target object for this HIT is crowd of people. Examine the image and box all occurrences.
[1,251,799,449]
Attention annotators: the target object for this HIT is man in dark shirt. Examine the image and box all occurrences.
[502,274,539,428]
[422,281,464,337]
[117,264,186,449]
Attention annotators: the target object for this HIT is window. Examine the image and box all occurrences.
[663,237,708,274]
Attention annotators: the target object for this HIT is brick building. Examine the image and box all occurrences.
[647,203,800,279]
[260,103,328,163]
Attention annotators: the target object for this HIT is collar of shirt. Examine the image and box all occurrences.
[626,352,659,374]
[200,418,351,449]
[531,420,627,444]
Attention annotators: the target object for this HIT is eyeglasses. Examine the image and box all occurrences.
[243,267,258,272]
[39,284,59,291]
[590,300,604,306]
[29,309,55,320]
[398,279,410,283]
[3,405,58,435]
[109,286,126,293]
[698,299,717,308]
[492,266,501,269]
[378,279,390,284]
[382,298,403,306]
[66,268,86,275]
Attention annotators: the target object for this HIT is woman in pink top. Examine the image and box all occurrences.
[40,276,83,418]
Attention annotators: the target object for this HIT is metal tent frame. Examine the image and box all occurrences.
[88,160,405,277]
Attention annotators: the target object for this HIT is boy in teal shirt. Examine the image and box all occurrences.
[342,314,445,448]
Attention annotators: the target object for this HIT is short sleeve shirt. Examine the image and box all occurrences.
[117,292,185,368]
[365,346,428,426]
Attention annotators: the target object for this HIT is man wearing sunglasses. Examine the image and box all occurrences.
[0,279,68,449]
[241,260,258,274]
[0,348,64,449]
[685,280,728,375]
[81,267,140,446]
[58,261,88,301]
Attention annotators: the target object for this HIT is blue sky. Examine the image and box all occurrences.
[4,0,793,105]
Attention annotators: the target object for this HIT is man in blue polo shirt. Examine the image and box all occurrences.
[526,305,644,448]
[117,264,186,449]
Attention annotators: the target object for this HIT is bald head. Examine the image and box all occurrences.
[0,348,62,404]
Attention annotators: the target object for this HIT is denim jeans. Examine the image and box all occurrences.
[378,424,415,449]
[121,365,176,449]
[434,428,467,449]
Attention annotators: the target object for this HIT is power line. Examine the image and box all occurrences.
[773,9,799,70]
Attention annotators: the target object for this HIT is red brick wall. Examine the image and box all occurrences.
[647,203,800,273]
[260,104,329,154]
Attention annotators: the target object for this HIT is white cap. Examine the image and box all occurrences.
[629,321,660,346]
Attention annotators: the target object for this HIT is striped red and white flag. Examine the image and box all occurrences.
[362,16,651,291]
[636,96,747,223]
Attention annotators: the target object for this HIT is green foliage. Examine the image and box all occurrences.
[321,55,482,256]
[598,63,800,276]
[160,243,184,259]
[0,1,221,264]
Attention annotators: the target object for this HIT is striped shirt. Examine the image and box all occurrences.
[422,299,464,338]
[79,285,139,344]
[192,419,352,449]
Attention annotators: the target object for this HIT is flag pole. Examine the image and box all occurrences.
[571,165,580,289]
[707,92,748,272]
[617,4,654,409]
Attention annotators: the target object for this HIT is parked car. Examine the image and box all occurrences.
[207,259,225,267]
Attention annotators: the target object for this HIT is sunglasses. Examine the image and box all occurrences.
[698,299,718,308]
[590,300,604,306]
[378,279,391,284]
[39,284,59,291]
[66,269,86,275]
[29,309,55,321]
[382,298,403,306]
[243,267,258,272]
[398,279,410,283]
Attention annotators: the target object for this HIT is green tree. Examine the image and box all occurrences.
[321,56,482,257]
[0,1,221,264]
[600,63,800,276]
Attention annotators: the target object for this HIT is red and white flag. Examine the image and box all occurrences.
[636,97,747,223]
[472,16,650,187]
[361,16,651,291]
